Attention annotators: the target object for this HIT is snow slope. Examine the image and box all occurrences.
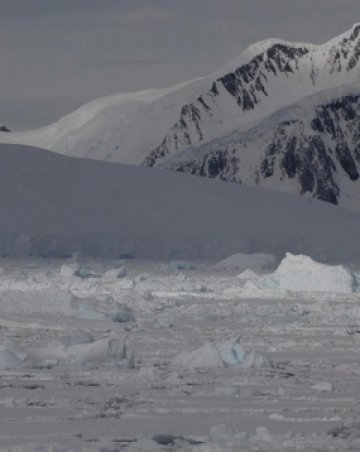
[0,80,209,163]
[1,25,360,167]
[1,143,360,261]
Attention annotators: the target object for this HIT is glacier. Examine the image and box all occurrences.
[0,144,359,261]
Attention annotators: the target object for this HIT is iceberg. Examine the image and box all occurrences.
[247,253,360,294]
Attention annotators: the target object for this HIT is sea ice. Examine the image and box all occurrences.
[25,335,135,369]
[59,262,80,278]
[312,382,333,392]
[102,266,127,279]
[173,337,272,369]
[110,307,135,323]
[0,350,23,369]
[168,261,196,271]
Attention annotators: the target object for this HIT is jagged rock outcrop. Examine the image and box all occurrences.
[164,92,360,207]
[144,25,360,166]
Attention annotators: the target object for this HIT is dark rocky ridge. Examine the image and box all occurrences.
[168,94,360,206]
[144,43,310,166]
[144,25,360,168]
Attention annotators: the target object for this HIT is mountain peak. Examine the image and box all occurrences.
[218,24,360,76]
[322,23,360,50]
[217,38,313,76]
[349,22,360,37]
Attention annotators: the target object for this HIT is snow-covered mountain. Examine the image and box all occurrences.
[160,84,360,211]
[1,143,360,262]
[1,25,360,167]
[145,24,360,167]
[1,25,360,210]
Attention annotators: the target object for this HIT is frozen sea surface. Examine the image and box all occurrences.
[0,255,360,451]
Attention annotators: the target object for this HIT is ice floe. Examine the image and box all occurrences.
[0,335,135,370]
[173,337,272,369]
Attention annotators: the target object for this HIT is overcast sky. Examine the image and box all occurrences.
[1,0,359,130]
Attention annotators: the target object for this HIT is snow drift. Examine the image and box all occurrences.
[0,144,360,261]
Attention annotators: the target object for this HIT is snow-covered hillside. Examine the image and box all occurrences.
[161,83,360,211]
[146,25,360,167]
[1,25,360,169]
[1,143,360,261]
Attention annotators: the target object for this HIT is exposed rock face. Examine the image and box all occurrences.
[165,94,360,206]
[144,44,310,166]
[144,25,360,167]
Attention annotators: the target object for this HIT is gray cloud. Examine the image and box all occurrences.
[1,0,359,129]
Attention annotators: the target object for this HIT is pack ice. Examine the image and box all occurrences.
[0,335,134,370]
[248,253,360,293]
